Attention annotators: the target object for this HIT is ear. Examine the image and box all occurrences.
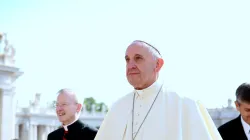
[155,58,164,72]
[76,104,82,113]
[235,101,240,111]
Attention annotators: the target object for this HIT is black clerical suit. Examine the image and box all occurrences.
[47,120,97,140]
[218,115,247,140]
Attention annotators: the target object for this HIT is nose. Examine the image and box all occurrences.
[56,106,63,111]
[127,60,136,69]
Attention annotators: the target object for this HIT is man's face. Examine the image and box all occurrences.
[125,42,161,89]
[235,101,250,125]
[56,93,81,125]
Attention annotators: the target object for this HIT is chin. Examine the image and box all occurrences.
[58,118,63,122]
[134,86,144,90]
[58,117,65,122]
[131,84,143,89]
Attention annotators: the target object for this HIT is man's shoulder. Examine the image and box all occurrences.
[163,88,181,97]
[80,121,98,133]
[48,127,62,135]
[47,127,63,139]
[218,116,240,131]
[162,87,204,110]
[111,92,134,107]
[77,121,98,139]
[162,88,190,102]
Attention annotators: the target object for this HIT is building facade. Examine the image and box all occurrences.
[0,32,23,140]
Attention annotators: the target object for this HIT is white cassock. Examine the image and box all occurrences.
[94,79,222,140]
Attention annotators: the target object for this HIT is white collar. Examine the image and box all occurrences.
[134,78,163,98]
[241,116,250,137]
[63,118,78,131]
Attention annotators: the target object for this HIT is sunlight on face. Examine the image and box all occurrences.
[56,93,80,125]
[125,42,158,89]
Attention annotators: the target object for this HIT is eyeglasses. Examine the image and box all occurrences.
[54,102,78,108]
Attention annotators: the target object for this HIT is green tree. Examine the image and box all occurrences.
[84,97,96,112]
[95,102,108,112]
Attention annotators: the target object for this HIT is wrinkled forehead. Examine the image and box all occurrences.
[125,42,152,57]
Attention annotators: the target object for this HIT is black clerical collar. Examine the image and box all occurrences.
[63,119,78,131]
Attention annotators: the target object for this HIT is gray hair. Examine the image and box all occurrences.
[57,88,83,105]
[132,40,162,60]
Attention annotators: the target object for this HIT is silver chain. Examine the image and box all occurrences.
[131,84,163,140]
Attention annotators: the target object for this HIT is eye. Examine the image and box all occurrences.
[135,56,142,61]
[245,109,250,112]
[125,57,130,62]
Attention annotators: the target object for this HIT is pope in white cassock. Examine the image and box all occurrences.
[94,40,222,140]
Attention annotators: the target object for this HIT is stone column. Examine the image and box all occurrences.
[38,125,46,140]
[33,124,37,140]
[37,125,41,140]
[15,124,19,139]
[45,125,51,138]
[0,89,15,140]
[0,62,23,140]
[29,124,33,140]
[12,96,18,139]
[20,123,29,140]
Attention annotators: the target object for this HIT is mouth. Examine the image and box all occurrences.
[128,73,140,75]
[58,112,66,116]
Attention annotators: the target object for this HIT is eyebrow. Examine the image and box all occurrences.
[125,54,143,58]
[133,40,161,56]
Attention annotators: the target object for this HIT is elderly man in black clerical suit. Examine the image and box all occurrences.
[218,83,250,140]
[47,88,97,140]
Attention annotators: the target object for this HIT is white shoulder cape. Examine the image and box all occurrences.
[94,87,222,140]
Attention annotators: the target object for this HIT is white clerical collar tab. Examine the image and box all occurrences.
[135,79,162,96]
[136,90,143,95]
[63,125,68,131]
[62,118,78,131]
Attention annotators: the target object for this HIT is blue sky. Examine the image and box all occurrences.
[0,0,250,109]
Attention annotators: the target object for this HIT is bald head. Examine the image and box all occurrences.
[57,88,81,104]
